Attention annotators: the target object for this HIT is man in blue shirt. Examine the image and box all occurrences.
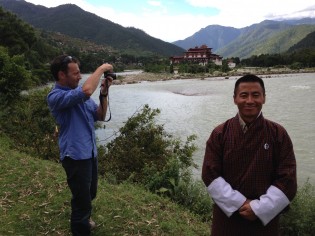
[47,55,113,235]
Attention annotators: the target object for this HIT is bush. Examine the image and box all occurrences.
[280,180,315,236]
[99,105,197,191]
[172,179,213,222]
[0,46,32,107]
[1,88,59,160]
[289,62,303,70]
[97,105,215,221]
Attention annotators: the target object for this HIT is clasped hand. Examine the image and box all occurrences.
[238,199,257,221]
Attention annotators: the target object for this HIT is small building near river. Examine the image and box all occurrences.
[170,45,222,66]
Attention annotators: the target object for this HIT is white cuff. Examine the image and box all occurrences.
[207,177,246,217]
[250,185,290,225]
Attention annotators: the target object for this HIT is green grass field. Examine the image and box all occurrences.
[0,136,210,235]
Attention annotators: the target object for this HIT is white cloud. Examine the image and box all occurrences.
[148,1,162,7]
[24,0,315,42]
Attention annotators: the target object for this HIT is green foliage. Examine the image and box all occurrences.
[178,63,209,74]
[0,47,32,107]
[0,88,59,161]
[142,57,170,73]
[98,105,197,192]
[240,49,315,68]
[221,60,230,72]
[144,63,169,73]
[280,180,315,236]
[0,8,56,85]
[0,7,37,56]
[172,179,213,222]
[288,30,315,52]
[97,104,215,221]
[289,62,303,70]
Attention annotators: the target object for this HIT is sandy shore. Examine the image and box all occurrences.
[113,72,173,85]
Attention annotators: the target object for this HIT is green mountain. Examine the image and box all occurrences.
[1,0,315,59]
[174,20,315,59]
[0,0,184,57]
[217,21,315,58]
[173,25,241,52]
[288,30,315,52]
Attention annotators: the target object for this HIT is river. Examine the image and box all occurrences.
[87,72,315,185]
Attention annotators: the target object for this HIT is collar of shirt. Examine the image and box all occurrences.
[238,111,262,133]
[55,83,70,90]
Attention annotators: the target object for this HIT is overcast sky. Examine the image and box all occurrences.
[24,0,315,42]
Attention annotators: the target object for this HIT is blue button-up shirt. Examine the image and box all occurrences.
[47,84,98,160]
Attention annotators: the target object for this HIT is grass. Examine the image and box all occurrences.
[0,135,210,235]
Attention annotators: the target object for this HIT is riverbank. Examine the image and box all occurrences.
[113,67,315,85]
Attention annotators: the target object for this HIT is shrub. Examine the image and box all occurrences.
[97,105,215,221]
[98,105,197,192]
[0,46,32,107]
[289,62,303,70]
[1,88,59,160]
[280,180,315,236]
[172,179,213,222]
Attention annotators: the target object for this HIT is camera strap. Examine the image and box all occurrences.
[99,79,111,122]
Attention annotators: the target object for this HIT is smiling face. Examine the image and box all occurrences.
[233,82,266,123]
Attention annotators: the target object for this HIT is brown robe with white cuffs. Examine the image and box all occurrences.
[202,114,297,236]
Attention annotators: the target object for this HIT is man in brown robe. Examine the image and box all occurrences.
[202,74,297,236]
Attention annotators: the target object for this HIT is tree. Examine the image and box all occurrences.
[0,7,37,56]
[0,47,32,107]
[221,59,230,72]
[1,88,59,160]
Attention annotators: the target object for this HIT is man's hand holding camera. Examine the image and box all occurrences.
[100,72,116,97]
[100,78,110,97]
[99,63,115,97]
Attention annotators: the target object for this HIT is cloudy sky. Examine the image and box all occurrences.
[25,0,315,42]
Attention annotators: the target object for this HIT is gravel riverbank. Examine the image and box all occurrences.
[113,68,315,85]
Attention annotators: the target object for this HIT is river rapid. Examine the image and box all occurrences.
[85,72,315,185]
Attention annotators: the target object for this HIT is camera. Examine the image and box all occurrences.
[104,71,117,80]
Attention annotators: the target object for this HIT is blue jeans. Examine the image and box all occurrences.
[62,157,98,236]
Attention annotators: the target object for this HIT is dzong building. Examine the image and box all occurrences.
[170,45,222,66]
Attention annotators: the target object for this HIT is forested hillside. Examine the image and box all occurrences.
[0,7,56,85]
[0,0,184,57]
[288,30,315,52]
[173,19,315,58]
[218,22,315,58]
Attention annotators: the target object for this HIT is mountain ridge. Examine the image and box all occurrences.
[0,0,185,57]
[173,19,315,58]
[1,0,315,59]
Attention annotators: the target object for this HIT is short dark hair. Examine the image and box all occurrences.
[50,55,80,81]
[234,74,265,96]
